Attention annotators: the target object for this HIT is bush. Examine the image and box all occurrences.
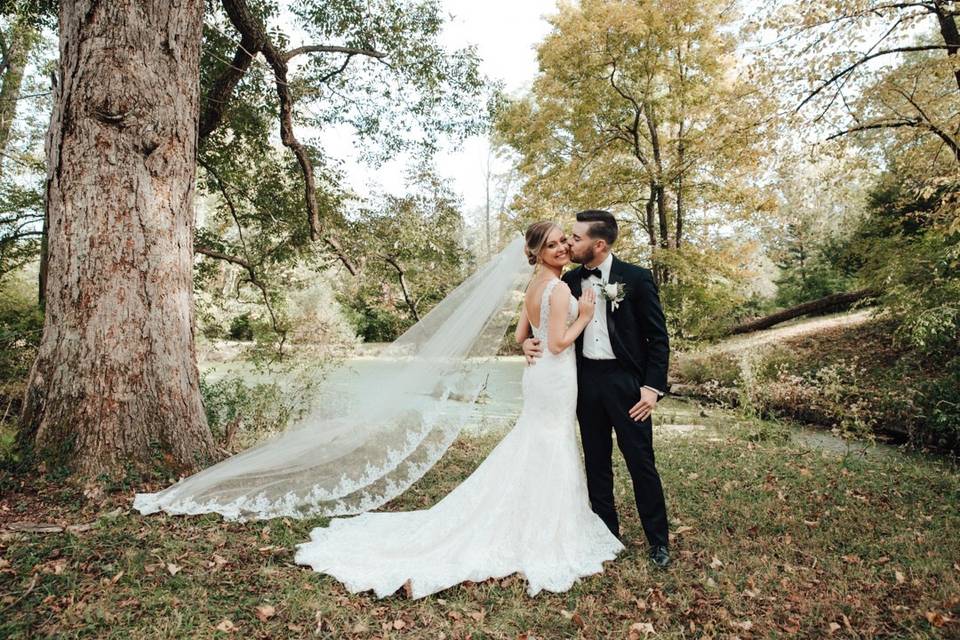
[199,365,325,451]
[228,313,255,341]
[674,351,743,387]
[0,268,43,421]
[915,356,960,451]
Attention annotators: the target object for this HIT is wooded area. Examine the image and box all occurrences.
[0,2,957,637]
[0,0,956,489]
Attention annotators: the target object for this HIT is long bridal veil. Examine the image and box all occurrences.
[133,236,531,521]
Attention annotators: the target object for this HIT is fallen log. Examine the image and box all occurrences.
[725,289,876,336]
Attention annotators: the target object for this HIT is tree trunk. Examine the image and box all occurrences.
[0,15,37,172]
[724,289,875,336]
[933,1,960,94]
[382,255,420,321]
[19,0,216,479]
[675,132,684,248]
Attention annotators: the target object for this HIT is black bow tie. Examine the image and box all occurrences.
[582,267,603,280]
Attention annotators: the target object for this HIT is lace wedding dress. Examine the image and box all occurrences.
[294,278,625,599]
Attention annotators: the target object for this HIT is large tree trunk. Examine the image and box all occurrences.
[18,1,216,479]
[0,15,37,171]
[724,289,875,336]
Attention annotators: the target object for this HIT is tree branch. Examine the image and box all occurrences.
[797,45,953,112]
[380,254,420,321]
[219,0,358,276]
[199,31,257,140]
[282,44,385,62]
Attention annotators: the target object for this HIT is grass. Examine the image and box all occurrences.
[1,399,958,639]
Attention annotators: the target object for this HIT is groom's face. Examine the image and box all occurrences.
[568,221,605,265]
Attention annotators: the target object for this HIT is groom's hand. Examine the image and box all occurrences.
[629,387,659,422]
[522,337,542,365]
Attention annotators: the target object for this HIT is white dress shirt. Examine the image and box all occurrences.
[580,253,664,397]
[581,253,616,360]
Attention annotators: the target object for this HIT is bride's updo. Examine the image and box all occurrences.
[525,221,560,266]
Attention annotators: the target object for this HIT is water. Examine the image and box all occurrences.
[201,354,898,455]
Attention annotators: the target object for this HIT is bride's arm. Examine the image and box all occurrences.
[547,282,595,354]
[515,305,531,344]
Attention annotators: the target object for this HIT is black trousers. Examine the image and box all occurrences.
[576,358,669,548]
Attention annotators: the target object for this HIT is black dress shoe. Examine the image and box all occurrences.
[649,545,670,568]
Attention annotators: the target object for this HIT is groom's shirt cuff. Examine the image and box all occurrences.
[643,385,664,397]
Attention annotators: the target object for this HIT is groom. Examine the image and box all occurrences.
[522,210,672,568]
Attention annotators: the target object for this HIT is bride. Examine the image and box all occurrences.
[292,222,624,598]
[133,221,624,599]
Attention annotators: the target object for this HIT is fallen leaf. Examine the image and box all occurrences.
[710,556,724,569]
[628,621,655,638]
[673,526,693,536]
[166,563,181,576]
[925,611,947,628]
[894,570,906,584]
[215,619,238,633]
[393,619,406,630]
[827,621,841,634]
[254,604,275,622]
[207,554,229,571]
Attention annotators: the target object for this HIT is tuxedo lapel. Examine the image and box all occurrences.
[605,256,624,339]
[568,265,583,297]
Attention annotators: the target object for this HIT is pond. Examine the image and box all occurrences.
[201,352,901,459]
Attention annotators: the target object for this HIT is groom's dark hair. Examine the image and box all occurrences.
[576,209,618,246]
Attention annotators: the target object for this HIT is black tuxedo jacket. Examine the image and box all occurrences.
[561,256,670,393]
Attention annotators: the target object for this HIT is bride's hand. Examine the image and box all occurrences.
[578,288,596,317]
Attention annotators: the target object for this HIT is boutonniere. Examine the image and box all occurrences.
[600,281,626,311]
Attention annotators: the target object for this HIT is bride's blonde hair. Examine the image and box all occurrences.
[524,221,561,266]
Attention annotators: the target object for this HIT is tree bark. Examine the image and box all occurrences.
[724,289,875,336]
[19,0,216,479]
[933,1,960,94]
[0,15,37,171]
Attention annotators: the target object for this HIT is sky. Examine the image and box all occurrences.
[311,0,559,217]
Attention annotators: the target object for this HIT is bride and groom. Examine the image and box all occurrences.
[134,208,670,599]
[291,209,672,598]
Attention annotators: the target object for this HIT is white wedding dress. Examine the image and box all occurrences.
[294,278,625,599]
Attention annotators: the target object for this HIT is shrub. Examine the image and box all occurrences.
[674,351,743,387]
[228,313,255,341]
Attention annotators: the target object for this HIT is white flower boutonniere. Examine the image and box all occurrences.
[600,281,626,311]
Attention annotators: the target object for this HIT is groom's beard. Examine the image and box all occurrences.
[572,246,594,266]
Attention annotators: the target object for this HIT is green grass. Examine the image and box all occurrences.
[1,400,958,638]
